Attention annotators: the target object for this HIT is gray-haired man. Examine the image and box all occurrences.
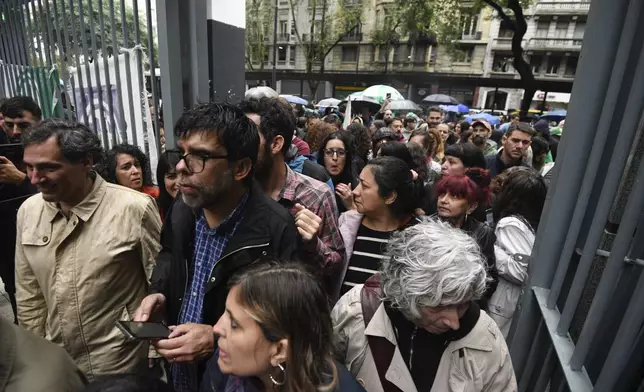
[332,219,517,392]
[15,119,162,380]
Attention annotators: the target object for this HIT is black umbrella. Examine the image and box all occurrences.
[422,94,459,105]
[340,95,381,114]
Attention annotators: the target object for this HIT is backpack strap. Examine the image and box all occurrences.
[360,275,403,392]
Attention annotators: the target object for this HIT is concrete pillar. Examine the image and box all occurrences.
[208,0,246,102]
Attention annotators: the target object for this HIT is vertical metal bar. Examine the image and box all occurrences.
[131,0,149,157]
[145,0,160,155]
[518,319,547,392]
[25,1,47,102]
[0,0,20,96]
[76,0,99,132]
[11,0,38,100]
[38,0,66,118]
[50,0,78,120]
[62,0,87,121]
[548,0,644,313]
[593,270,644,391]
[85,0,109,146]
[22,0,44,101]
[570,124,644,369]
[534,346,556,392]
[96,0,116,146]
[108,0,127,143]
[4,0,27,96]
[3,0,21,96]
[155,0,180,150]
[557,16,644,335]
[120,0,138,146]
[271,0,277,88]
[508,0,632,378]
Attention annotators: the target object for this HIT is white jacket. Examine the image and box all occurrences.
[488,217,535,337]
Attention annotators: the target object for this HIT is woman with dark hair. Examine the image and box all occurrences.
[368,119,386,139]
[317,131,359,213]
[103,144,159,199]
[489,169,547,337]
[434,169,498,309]
[441,142,487,176]
[201,262,365,392]
[530,136,550,172]
[408,129,441,178]
[345,123,371,165]
[156,150,181,221]
[334,156,424,299]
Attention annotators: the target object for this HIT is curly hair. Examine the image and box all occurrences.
[381,219,488,320]
[492,168,547,232]
[22,119,103,164]
[306,119,336,153]
[346,123,371,162]
[102,144,153,187]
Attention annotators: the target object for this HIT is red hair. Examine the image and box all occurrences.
[435,168,491,205]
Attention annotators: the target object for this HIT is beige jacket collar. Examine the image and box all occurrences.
[42,174,107,223]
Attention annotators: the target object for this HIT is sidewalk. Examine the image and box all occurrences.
[0,280,14,321]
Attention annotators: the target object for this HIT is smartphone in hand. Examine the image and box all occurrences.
[116,321,171,341]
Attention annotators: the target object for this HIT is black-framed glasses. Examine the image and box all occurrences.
[179,152,228,173]
[323,148,346,158]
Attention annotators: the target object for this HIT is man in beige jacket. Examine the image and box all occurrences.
[332,220,517,392]
[15,120,162,380]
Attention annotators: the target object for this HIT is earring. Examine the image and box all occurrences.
[269,363,286,386]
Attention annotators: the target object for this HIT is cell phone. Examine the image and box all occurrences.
[116,321,171,340]
[386,93,392,99]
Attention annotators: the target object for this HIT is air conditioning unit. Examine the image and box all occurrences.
[475,31,482,40]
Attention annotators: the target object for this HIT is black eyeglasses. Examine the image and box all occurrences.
[324,148,346,158]
[179,152,228,173]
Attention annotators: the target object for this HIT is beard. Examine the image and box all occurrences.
[254,143,274,185]
[472,135,487,146]
[181,168,234,209]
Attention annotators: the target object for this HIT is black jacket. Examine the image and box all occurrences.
[461,216,498,310]
[149,182,299,327]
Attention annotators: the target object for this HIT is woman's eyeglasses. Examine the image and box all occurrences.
[323,148,346,158]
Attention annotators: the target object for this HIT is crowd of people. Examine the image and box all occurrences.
[0,89,556,392]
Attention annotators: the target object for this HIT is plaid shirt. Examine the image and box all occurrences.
[279,164,344,269]
[172,193,249,392]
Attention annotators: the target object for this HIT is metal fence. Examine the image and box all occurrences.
[508,0,644,391]
[0,0,162,169]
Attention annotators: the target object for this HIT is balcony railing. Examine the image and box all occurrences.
[461,31,483,41]
[529,37,583,50]
[535,1,591,13]
[340,33,363,42]
[492,37,514,49]
[277,34,291,42]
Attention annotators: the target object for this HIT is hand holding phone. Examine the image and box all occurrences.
[116,321,171,340]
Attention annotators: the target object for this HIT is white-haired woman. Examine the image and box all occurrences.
[332,220,517,392]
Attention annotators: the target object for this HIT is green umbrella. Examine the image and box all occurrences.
[360,85,405,104]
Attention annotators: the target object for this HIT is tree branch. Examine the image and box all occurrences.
[322,23,359,59]
[482,0,516,30]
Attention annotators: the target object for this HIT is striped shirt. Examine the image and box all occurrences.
[341,224,394,295]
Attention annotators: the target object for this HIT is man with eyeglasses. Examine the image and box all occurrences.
[134,102,298,392]
[238,97,345,300]
[0,96,41,324]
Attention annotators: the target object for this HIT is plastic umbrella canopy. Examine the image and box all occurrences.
[540,109,567,121]
[464,112,501,126]
[279,94,308,105]
[387,99,422,112]
[342,93,381,113]
[361,85,405,104]
[440,103,469,113]
[317,98,341,108]
[423,94,459,105]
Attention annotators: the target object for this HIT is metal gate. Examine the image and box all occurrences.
[508,0,644,391]
[0,0,163,161]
